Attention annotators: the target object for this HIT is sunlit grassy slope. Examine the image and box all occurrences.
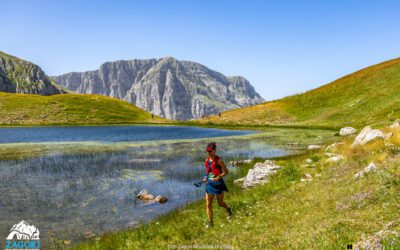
[0,92,168,125]
[200,57,400,128]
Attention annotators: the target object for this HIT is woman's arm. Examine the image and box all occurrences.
[217,159,229,179]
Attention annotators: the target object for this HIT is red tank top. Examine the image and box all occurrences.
[205,155,222,177]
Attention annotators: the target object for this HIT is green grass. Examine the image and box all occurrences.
[0,92,169,125]
[200,57,400,128]
[67,126,400,249]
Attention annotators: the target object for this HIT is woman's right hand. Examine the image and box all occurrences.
[202,177,207,183]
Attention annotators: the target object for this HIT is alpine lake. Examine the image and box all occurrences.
[0,125,336,247]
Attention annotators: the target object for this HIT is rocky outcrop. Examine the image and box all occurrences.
[52,57,264,120]
[351,126,386,147]
[0,51,66,95]
[241,160,281,188]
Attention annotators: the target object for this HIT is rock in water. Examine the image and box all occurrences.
[154,195,168,203]
[339,127,358,136]
[136,189,154,200]
[351,126,385,147]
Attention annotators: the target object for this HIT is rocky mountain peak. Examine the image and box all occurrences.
[53,57,265,120]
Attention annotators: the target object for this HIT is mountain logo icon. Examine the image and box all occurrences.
[6,220,40,240]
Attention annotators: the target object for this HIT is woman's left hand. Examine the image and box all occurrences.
[211,177,220,182]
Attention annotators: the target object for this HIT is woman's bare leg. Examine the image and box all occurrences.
[216,192,229,209]
[206,193,214,223]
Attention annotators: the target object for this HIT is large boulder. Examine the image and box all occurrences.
[242,160,281,188]
[339,127,358,136]
[351,126,385,148]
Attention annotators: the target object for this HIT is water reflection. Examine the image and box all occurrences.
[0,133,292,247]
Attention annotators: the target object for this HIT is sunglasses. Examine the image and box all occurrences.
[206,149,214,153]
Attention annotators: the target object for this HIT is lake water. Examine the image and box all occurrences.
[0,125,253,143]
[0,125,293,248]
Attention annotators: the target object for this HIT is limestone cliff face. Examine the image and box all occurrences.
[53,57,264,120]
[0,51,66,95]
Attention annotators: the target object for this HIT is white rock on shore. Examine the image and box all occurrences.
[242,160,281,188]
[354,163,378,178]
[339,127,358,136]
[351,126,385,148]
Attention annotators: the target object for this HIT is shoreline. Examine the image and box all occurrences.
[0,121,338,132]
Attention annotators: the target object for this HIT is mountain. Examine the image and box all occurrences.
[200,57,400,128]
[0,51,66,95]
[52,57,264,120]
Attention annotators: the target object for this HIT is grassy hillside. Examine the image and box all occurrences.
[199,57,400,128]
[69,125,400,249]
[0,92,168,125]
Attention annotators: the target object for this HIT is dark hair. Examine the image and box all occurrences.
[206,142,216,150]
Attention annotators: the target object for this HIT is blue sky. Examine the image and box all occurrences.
[2,0,400,100]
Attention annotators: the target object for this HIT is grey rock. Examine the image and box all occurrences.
[327,154,344,162]
[339,127,358,136]
[154,195,168,203]
[0,51,66,95]
[351,126,385,148]
[242,160,281,188]
[136,189,154,200]
[52,57,264,120]
[354,163,378,178]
